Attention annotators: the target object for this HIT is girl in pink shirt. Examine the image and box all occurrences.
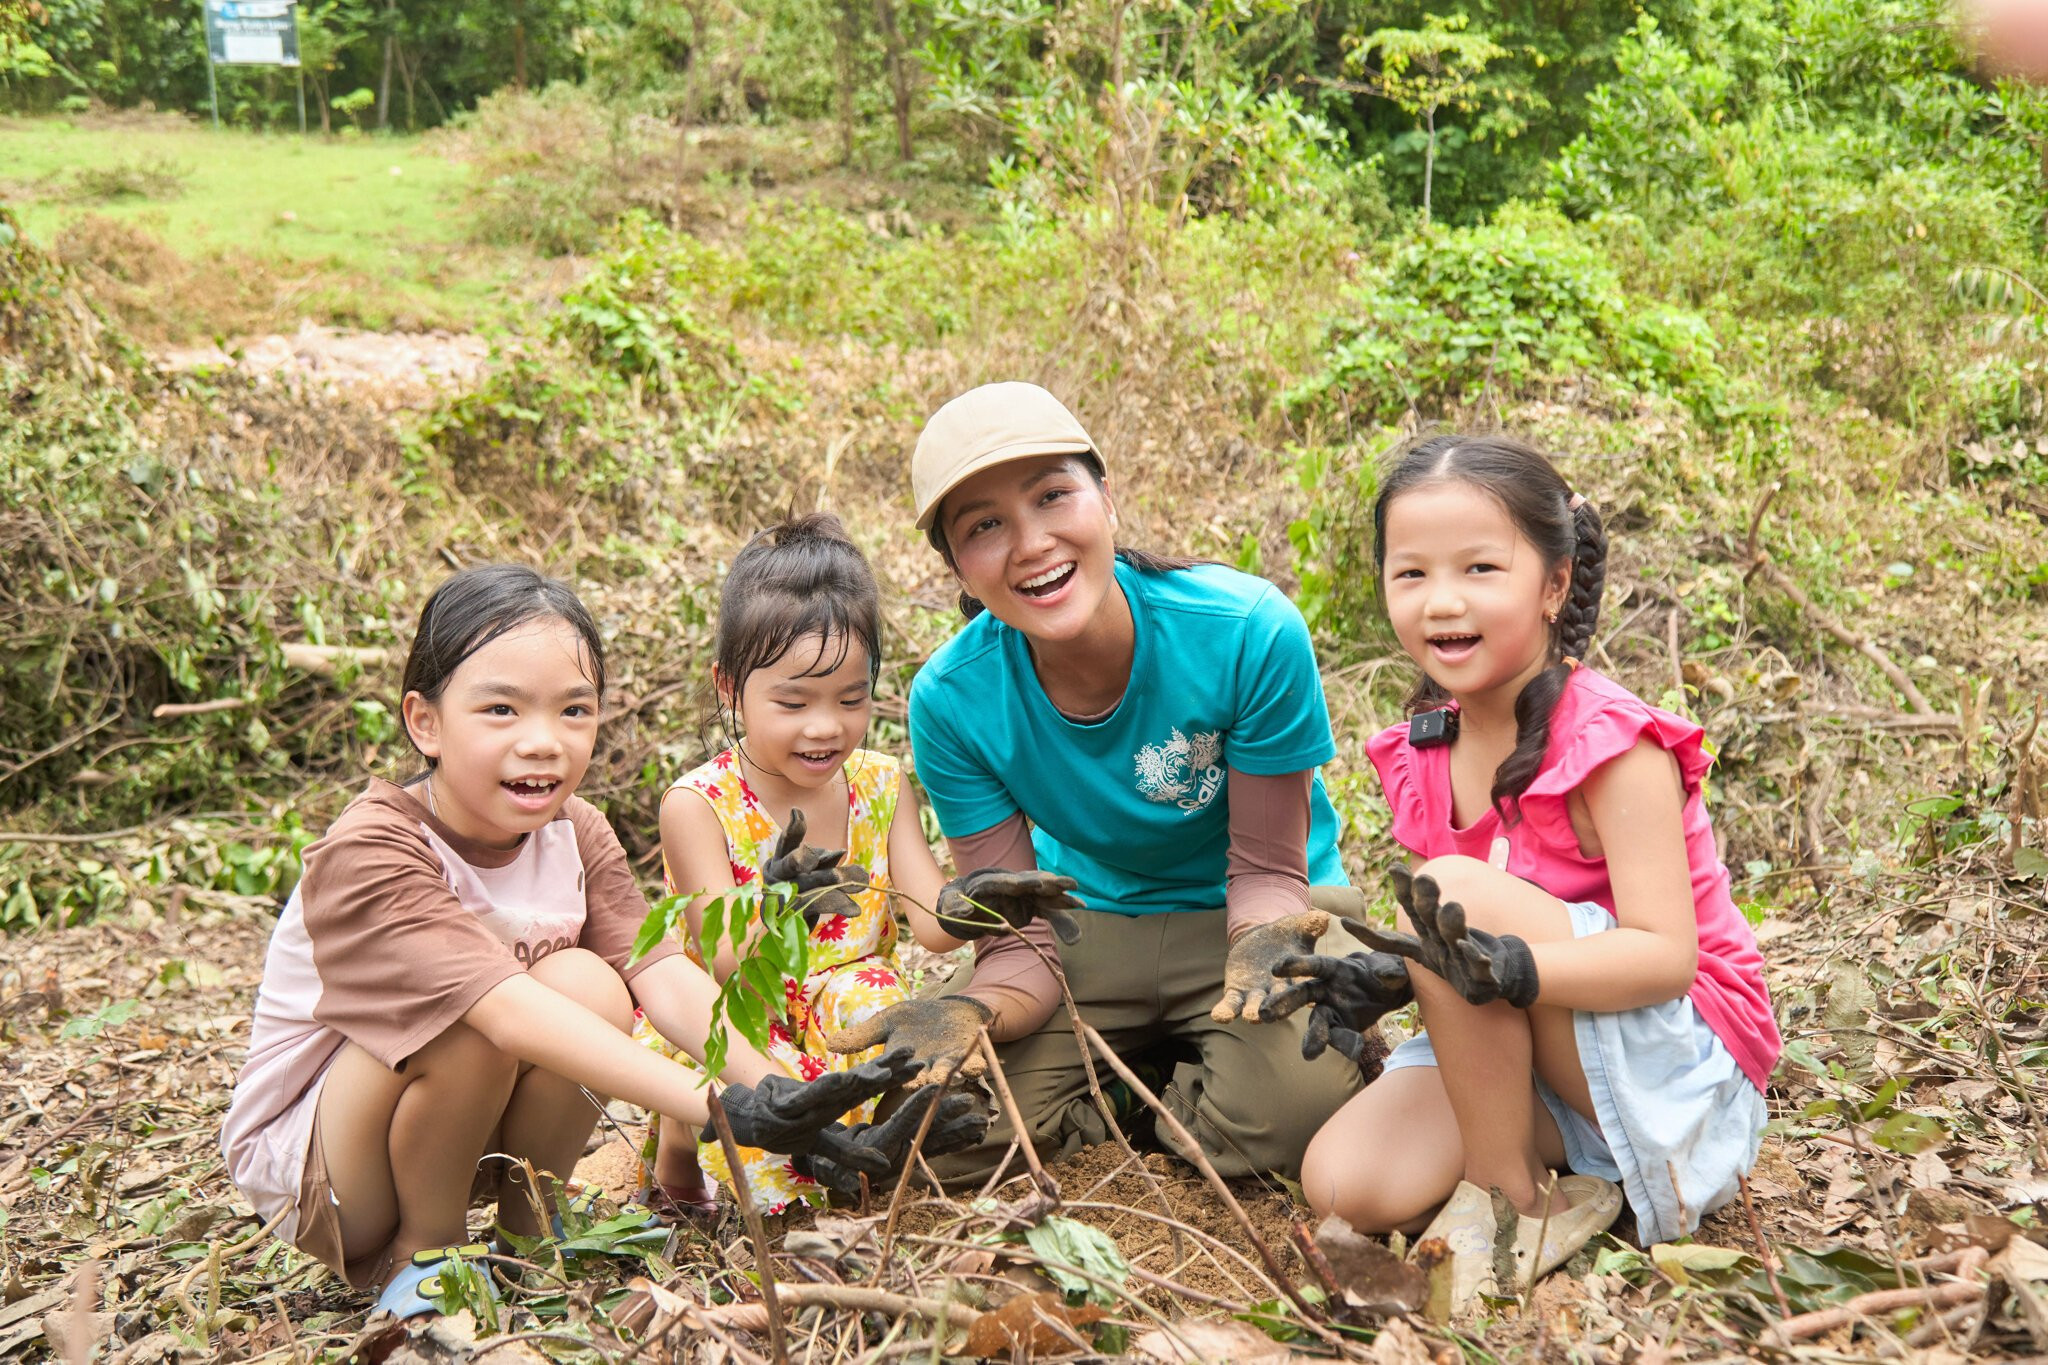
[1263,434,1778,1311]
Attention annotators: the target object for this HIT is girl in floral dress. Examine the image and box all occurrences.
[635,514,970,1213]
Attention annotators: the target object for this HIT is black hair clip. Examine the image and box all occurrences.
[1408,707,1459,749]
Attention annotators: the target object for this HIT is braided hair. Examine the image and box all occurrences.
[1371,434,1609,823]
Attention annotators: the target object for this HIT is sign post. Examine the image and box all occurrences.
[200,0,303,129]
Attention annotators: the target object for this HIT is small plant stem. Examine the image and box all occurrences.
[1739,1172,1794,1324]
[1076,1021,1344,1346]
[705,1088,791,1365]
[1522,1170,1558,1300]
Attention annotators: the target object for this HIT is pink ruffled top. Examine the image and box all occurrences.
[1365,668,1780,1092]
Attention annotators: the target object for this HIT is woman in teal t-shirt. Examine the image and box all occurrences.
[824,382,1373,1185]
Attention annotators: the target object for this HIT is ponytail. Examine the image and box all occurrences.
[1490,498,1606,819]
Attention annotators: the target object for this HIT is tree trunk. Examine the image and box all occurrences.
[396,41,417,129]
[513,19,528,92]
[376,0,396,129]
[1422,104,1436,225]
[835,0,856,166]
[874,0,912,161]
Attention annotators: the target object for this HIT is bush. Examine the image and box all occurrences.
[1286,205,1728,426]
[450,84,670,256]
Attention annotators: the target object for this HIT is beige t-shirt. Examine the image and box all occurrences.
[220,779,676,1228]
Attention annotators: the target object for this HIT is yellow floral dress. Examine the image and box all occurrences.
[634,747,908,1212]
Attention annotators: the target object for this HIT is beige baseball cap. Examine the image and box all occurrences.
[911,382,1100,533]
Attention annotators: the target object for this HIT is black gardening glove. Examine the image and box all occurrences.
[718,1046,922,1167]
[937,868,1085,945]
[1354,866,1540,1009]
[1210,910,1332,1022]
[792,1087,991,1195]
[825,997,993,1090]
[760,808,868,926]
[1262,951,1413,1066]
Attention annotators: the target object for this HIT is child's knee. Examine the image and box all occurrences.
[416,1021,520,1091]
[1301,1128,1407,1232]
[1411,855,1493,914]
[528,948,634,1031]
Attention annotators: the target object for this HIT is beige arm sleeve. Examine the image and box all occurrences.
[945,812,1063,1042]
[1224,766,1314,944]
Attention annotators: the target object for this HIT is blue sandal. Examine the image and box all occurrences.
[373,1243,498,1320]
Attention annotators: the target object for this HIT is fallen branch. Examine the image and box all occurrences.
[1744,556,1939,717]
[1766,1279,1985,1345]
[695,1285,980,1332]
[0,826,151,846]
[151,698,249,719]
[281,643,391,677]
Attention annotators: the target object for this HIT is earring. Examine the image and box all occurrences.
[1544,609,1558,625]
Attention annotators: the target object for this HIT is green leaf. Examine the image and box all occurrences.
[1020,1216,1130,1306]
[2015,847,2048,880]
[741,957,787,1023]
[1651,1242,1754,1285]
[60,998,141,1040]
[701,896,727,956]
[1872,1111,1946,1155]
[630,895,678,965]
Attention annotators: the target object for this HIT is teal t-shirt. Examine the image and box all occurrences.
[908,560,1345,914]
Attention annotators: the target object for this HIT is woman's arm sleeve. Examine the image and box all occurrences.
[945,812,1063,1041]
[1222,766,1312,943]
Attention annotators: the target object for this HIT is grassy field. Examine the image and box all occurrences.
[0,116,549,334]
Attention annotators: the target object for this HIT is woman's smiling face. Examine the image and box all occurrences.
[940,453,1122,645]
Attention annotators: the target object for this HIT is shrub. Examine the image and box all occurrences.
[1286,204,1728,426]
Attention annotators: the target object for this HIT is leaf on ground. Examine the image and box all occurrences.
[1019,1215,1129,1305]
[1312,1213,1430,1315]
[1649,1242,1754,1286]
[1823,964,1877,1075]
[1133,1316,1302,1363]
[962,1291,1107,1359]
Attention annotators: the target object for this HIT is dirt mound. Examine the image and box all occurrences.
[154,322,490,402]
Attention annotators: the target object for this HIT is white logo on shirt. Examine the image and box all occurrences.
[1134,728,1225,814]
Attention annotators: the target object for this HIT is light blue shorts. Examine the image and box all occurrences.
[1381,898,1766,1245]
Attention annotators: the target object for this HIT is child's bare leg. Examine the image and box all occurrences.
[316,1024,520,1282]
[1406,856,1582,1216]
[652,1114,705,1191]
[494,949,635,1236]
[1301,1068,1467,1233]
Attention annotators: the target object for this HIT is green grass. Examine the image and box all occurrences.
[0,116,542,332]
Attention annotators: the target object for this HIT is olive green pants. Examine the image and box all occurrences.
[930,906,1365,1188]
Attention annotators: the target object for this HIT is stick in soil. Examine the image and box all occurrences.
[1075,1021,1346,1347]
[1739,1171,1794,1324]
[976,1029,1057,1202]
[877,1069,952,1265]
[705,1087,792,1365]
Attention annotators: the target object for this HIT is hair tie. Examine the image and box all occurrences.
[1561,656,1582,671]
[1567,493,1587,512]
